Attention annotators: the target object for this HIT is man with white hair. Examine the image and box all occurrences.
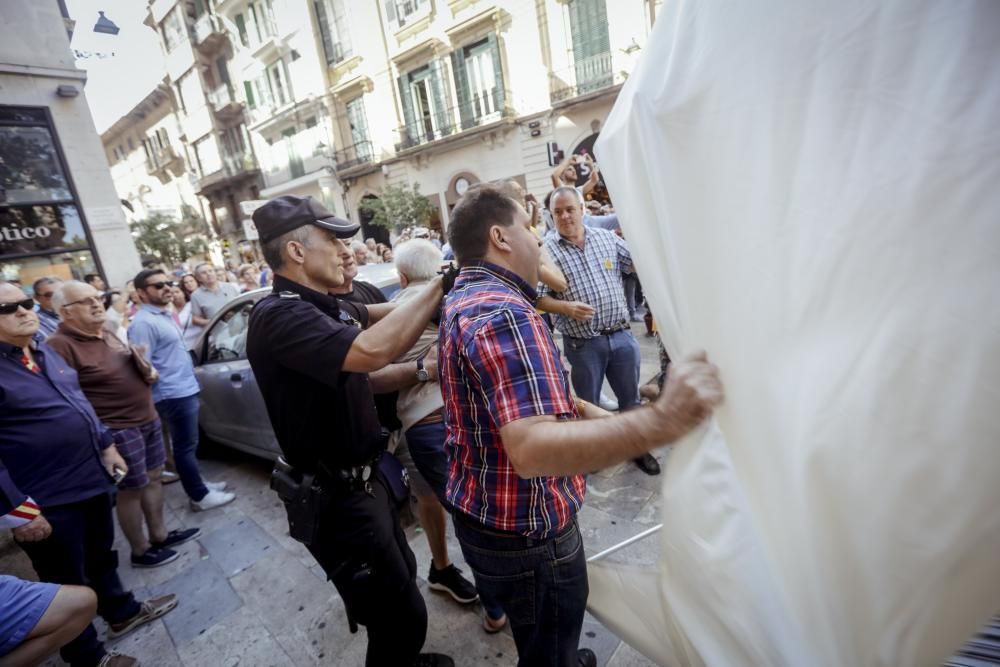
[351,240,370,266]
[47,281,200,569]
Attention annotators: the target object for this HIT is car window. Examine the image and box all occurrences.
[205,300,254,363]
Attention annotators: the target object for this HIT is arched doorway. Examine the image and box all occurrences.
[358,194,389,245]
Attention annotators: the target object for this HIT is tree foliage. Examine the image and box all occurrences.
[129,210,209,266]
[358,183,434,231]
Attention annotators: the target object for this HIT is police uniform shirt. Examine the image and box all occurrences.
[246,274,383,471]
[336,280,386,324]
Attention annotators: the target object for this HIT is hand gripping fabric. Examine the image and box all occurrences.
[587,2,1000,665]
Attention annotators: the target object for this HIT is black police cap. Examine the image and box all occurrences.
[252,195,359,243]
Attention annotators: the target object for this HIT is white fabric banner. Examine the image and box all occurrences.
[589,2,1000,665]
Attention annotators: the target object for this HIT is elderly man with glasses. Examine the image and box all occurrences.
[0,281,178,667]
[128,270,235,513]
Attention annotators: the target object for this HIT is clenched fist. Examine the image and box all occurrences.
[652,351,724,441]
[13,514,52,543]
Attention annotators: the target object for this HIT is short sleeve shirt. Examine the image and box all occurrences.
[439,261,585,538]
[247,275,382,471]
[190,283,240,321]
[538,227,633,339]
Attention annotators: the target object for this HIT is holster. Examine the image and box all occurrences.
[270,456,327,545]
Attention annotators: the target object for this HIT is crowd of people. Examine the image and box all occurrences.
[0,160,721,667]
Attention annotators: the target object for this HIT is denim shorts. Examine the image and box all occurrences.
[0,575,59,656]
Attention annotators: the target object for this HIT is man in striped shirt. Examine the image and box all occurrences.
[440,185,724,667]
[538,186,660,475]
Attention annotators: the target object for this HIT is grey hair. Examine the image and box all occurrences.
[350,240,367,252]
[51,280,91,311]
[550,186,583,207]
[261,226,313,271]
[393,239,442,282]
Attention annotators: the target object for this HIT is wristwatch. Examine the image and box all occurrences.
[415,357,429,383]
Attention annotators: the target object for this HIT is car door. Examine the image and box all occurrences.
[194,296,280,458]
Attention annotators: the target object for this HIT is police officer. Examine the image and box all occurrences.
[245,195,454,667]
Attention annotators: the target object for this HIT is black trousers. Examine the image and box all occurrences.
[306,475,427,667]
[19,492,140,667]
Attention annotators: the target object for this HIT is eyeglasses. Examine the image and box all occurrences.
[63,296,103,308]
[0,298,35,315]
[145,281,175,290]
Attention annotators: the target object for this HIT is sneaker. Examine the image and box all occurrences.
[160,470,180,485]
[413,654,454,667]
[130,546,178,569]
[427,563,479,604]
[151,527,201,550]
[107,594,178,639]
[578,648,597,667]
[97,651,140,667]
[598,392,619,412]
[205,480,228,492]
[190,489,235,512]
[634,453,661,476]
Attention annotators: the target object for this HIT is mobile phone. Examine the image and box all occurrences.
[112,466,126,485]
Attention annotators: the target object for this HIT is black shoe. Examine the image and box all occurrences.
[427,563,479,604]
[413,653,454,667]
[578,648,597,667]
[634,453,661,476]
[151,527,201,550]
[130,546,179,569]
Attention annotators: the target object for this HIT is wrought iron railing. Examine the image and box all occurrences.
[207,84,240,111]
[549,52,620,103]
[333,141,375,171]
[393,89,512,151]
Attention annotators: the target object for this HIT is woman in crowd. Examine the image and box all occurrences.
[102,289,130,344]
[237,264,259,293]
[180,273,199,299]
[171,284,203,350]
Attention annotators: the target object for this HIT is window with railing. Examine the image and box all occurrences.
[397,61,449,147]
[246,0,277,48]
[383,0,431,31]
[563,0,613,97]
[344,97,372,161]
[160,7,188,52]
[315,0,353,65]
[451,34,505,130]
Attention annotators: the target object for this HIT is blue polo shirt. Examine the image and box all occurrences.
[129,304,200,403]
[0,341,113,513]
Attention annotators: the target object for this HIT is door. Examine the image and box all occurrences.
[283,127,304,179]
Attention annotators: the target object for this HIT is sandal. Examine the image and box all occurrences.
[482,612,507,634]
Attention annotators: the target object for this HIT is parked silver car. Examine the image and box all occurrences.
[192,263,401,459]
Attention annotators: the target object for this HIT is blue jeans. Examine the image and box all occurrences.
[155,394,208,501]
[453,512,588,666]
[406,421,506,621]
[563,329,641,408]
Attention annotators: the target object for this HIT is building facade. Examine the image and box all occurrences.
[114,0,660,248]
[0,1,142,290]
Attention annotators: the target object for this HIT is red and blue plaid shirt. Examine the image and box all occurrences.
[440,261,586,538]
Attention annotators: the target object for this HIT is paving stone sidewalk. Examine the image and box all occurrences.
[0,329,666,666]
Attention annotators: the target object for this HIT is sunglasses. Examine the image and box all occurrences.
[145,281,176,290]
[0,298,35,315]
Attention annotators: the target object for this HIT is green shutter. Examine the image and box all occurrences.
[450,49,473,130]
[486,32,505,115]
[568,0,612,93]
[429,59,451,137]
[397,74,417,146]
[243,80,255,108]
[314,0,335,64]
[234,13,248,47]
[384,0,396,27]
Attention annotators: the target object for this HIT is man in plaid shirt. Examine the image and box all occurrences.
[538,186,661,476]
[440,185,724,667]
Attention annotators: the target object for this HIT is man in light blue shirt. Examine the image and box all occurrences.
[129,269,235,512]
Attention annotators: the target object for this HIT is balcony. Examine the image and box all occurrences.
[197,152,259,194]
[548,52,624,105]
[144,144,182,177]
[193,14,228,52]
[394,89,513,152]
[207,84,244,122]
[333,141,375,173]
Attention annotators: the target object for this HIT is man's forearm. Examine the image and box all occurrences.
[366,302,395,325]
[536,295,567,315]
[353,278,442,370]
[192,315,210,326]
[370,360,422,394]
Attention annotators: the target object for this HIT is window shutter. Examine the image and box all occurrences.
[429,59,451,137]
[486,32,505,115]
[234,13,248,47]
[450,49,473,130]
[568,0,612,92]
[243,80,255,108]
[384,0,396,28]
[397,74,417,146]
[314,0,336,64]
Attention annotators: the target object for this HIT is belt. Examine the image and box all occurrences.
[414,410,444,426]
[334,451,383,490]
[568,321,630,340]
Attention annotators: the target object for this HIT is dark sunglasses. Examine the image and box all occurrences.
[0,298,35,315]
[146,281,176,290]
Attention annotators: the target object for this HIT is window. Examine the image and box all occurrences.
[161,7,187,52]
[452,35,503,128]
[384,0,430,30]
[206,301,254,362]
[267,61,288,106]
[316,0,352,64]
[243,81,256,108]
[567,0,613,92]
[234,12,249,47]
[194,135,221,176]
[344,97,372,159]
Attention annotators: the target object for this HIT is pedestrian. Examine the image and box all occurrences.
[538,186,661,475]
[47,281,201,569]
[351,240,369,266]
[0,574,96,666]
[237,263,259,293]
[179,273,199,299]
[31,277,61,340]
[83,273,106,294]
[128,270,235,512]
[550,152,600,196]
[245,195,455,667]
[0,281,179,667]
[190,263,239,328]
[169,284,201,351]
[439,185,724,666]
[102,289,129,344]
[381,247,394,263]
